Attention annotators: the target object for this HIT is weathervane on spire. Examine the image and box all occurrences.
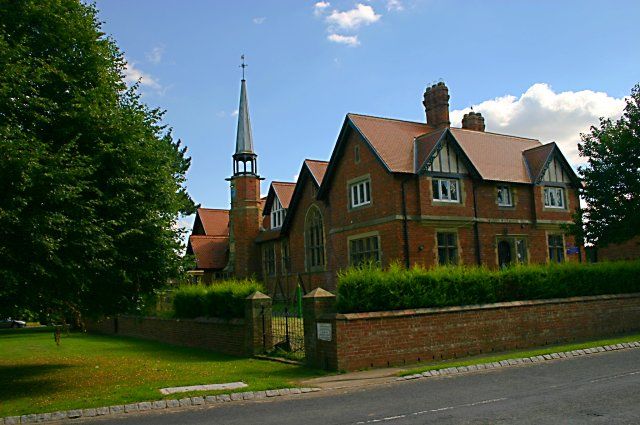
[240,54,247,80]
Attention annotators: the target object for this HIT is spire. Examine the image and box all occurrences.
[232,55,258,177]
[234,78,254,155]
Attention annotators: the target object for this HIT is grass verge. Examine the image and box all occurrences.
[0,327,322,417]
[401,332,640,377]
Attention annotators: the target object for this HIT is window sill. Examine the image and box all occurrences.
[432,200,463,206]
[349,202,373,211]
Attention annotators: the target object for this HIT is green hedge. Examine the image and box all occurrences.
[173,280,264,319]
[336,261,640,314]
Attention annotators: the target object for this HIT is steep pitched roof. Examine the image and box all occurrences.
[305,159,329,185]
[414,129,447,172]
[348,113,432,173]
[449,128,541,183]
[187,236,229,270]
[280,159,329,233]
[523,143,557,182]
[188,208,229,271]
[523,142,580,184]
[262,181,296,216]
[195,208,229,237]
[273,182,296,208]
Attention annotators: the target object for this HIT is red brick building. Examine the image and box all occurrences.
[188,79,582,296]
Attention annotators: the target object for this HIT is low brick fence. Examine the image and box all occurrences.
[87,291,272,357]
[303,289,640,371]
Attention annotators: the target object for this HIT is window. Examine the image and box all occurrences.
[497,185,512,207]
[349,179,371,208]
[497,236,528,267]
[270,196,285,229]
[305,206,325,270]
[544,187,565,209]
[354,145,360,164]
[262,243,276,277]
[281,240,290,274]
[349,235,380,266]
[548,234,565,263]
[437,232,458,265]
[432,178,460,202]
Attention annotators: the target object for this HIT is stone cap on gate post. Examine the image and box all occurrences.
[303,288,336,317]
[245,291,272,356]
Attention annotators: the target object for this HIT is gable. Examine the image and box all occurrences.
[524,143,579,185]
[424,137,469,174]
[541,156,572,183]
[193,208,229,237]
[262,182,295,216]
[281,160,327,233]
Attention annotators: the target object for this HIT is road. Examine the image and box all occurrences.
[85,348,640,424]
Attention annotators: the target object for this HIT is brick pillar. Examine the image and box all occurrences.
[245,291,272,356]
[303,288,337,370]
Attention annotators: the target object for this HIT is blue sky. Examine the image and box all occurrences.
[96,0,639,222]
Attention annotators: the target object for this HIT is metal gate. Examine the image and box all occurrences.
[268,306,305,361]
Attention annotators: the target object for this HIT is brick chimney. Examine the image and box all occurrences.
[423,82,450,129]
[461,111,485,132]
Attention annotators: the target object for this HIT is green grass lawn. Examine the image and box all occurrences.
[0,327,322,417]
[401,332,640,376]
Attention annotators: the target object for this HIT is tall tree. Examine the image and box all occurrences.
[0,0,196,322]
[576,84,640,247]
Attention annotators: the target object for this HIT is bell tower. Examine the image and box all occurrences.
[225,57,263,278]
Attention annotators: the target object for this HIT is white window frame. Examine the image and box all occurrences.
[349,178,371,208]
[270,196,286,229]
[432,178,460,203]
[543,186,565,209]
[497,185,513,207]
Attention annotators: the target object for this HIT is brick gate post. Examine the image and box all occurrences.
[245,291,272,356]
[303,288,337,370]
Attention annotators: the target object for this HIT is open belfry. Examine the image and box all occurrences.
[187,64,582,297]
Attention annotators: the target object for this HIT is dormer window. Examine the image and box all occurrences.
[497,185,512,207]
[271,196,285,229]
[432,178,459,203]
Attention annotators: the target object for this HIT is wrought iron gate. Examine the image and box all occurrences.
[268,306,305,361]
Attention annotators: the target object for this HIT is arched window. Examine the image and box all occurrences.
[305,205,325,271]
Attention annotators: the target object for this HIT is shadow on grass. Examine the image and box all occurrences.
[0,327,56,338]
[91,334,243,362]
[0,364,71,401]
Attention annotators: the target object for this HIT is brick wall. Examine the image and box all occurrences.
[305,292,640,371]
[598,236,640,261]
[87,316,248,356]
[87,293,272,357]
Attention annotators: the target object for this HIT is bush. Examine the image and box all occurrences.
[172,280,264,319]
[336,261,640,313]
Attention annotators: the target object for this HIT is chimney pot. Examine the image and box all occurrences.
[423,81,450,129]
[462,111,485,132]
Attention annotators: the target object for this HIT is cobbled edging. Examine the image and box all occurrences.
[396,341,640,382]
[0,387,321,424]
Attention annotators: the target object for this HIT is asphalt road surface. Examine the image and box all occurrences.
[85,348,640,425]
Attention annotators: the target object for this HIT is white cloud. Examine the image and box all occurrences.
[293,173,299,181]
[314,1,330,16]
[123,62,162,91]
[450,83,626,165]
[386,0,404,11]
[145,46,164,64]
[326,3,381,30]
[231,109,239,117]
[327,33,360,46]
[253,16,266,24]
